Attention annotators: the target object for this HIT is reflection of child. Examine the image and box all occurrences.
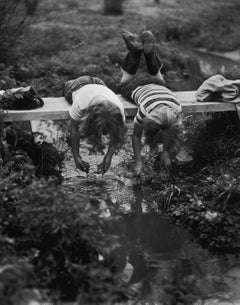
[64,76,127,175]
[119,30,183,177]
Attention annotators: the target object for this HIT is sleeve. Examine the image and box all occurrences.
[134,109,145,125]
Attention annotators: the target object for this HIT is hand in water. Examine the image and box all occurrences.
[97,154,112,175]
[75,156,90,174]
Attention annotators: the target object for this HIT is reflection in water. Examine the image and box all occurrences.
[34,120,240,304]
[67,166,240,304]
[114,185,189,300]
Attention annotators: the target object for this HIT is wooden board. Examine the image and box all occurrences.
[2,91,238,121]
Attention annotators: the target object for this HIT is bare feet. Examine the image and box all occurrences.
[121,30,143,52]
[140,30,155,54]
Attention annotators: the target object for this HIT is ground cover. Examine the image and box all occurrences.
[140,112,240,254]
[1,0,240,304]
[1,0,240,95]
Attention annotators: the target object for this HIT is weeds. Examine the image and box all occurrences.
[185,112,240,167]
[0,172,127,303]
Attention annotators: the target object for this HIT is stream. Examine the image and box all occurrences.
[31,116,240,304]
[192,48,240,78]
[29,46,240,305]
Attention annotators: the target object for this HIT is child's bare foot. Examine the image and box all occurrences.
[121,30,143,52]
[140,30,155,54]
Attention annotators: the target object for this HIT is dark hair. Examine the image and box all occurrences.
[143,106,182,166]
[79,99,127,152]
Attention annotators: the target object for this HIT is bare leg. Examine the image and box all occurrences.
[151,69,165,82]
[120,68,135,84]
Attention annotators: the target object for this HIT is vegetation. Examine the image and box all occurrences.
[141,112,240,254]
[1,0,240,303]
[0,169,128,303]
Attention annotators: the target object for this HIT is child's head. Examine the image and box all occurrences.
[143,105,182,166]
[79,96,127,152]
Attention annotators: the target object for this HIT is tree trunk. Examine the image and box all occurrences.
[25,0,39,15]
[103,0,124,15]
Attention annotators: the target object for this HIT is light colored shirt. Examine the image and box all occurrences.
[131,84,182,125]
[197,74,240,103]
[69,84,125,122]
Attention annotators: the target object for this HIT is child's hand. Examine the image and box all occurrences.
[97,155,112,175]
[133,161,142,177]
[75,156,90,173]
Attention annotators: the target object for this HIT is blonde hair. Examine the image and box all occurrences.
[143,106,182,166]
[79,96,127,152]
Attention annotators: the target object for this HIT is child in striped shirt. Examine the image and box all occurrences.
[120,30,183,177]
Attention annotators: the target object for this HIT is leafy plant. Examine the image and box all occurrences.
[0,169,128,303]
[185,112,240,167]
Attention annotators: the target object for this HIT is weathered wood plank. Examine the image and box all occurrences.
[2,91,237,121]
[174,91,236,114]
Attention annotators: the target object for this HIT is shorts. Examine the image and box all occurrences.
[63,76,106,104]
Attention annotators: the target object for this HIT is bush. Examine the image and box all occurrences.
[0,172,127,303]
[185,112,240,167]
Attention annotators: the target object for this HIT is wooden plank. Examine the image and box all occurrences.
[2,91,238,121]
[174,91,236,113]
[3,97,70,121]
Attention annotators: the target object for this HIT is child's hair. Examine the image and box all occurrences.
[79,96,127,152]
[143,106,182,166]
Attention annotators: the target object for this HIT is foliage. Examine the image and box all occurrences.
[1,0,240,302]
[141,154,240,254]
[0,170,128,303]
[185,112,240,167]
[140,111,240,253]
[0,256,43,305]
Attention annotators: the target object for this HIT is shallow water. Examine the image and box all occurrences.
[193,48,240,78]
[31,120,240,304]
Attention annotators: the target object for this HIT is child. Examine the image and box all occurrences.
[63,76,127,175]
[119,30,183,177]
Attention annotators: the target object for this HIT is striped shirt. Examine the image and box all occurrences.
[131,84,182,125]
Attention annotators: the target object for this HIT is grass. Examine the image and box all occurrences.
[3,0,239,96]
[2,2,240,303]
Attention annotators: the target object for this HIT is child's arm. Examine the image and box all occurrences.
[70,118,90,173]
[132,123,143,176]
[97,144,115,175]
